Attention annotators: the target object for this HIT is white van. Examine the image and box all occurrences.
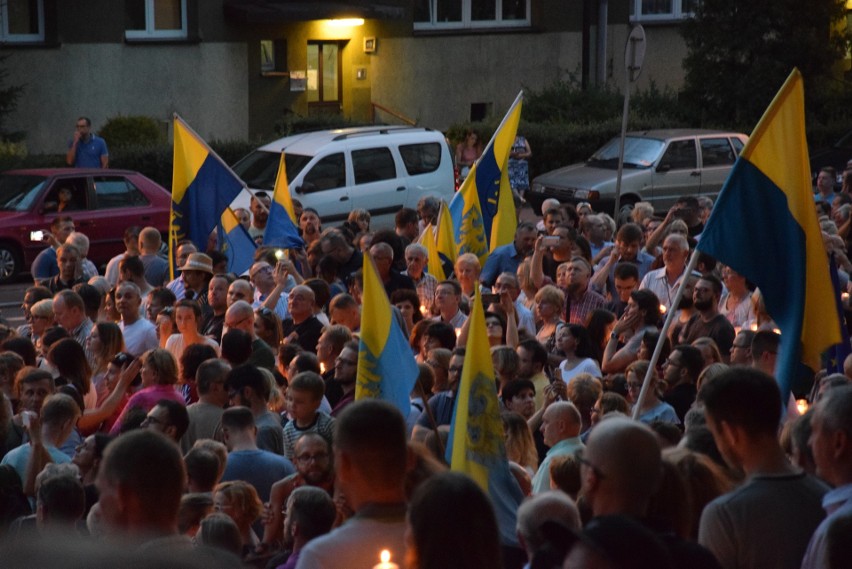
[231,126,455,228]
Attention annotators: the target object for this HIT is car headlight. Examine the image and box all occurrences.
[530,182,545,193]
[573,190,600,200]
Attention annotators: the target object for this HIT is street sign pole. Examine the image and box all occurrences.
[613,25,646,221]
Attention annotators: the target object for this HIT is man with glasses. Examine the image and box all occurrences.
[661,344,704,423]
[250,260,291,320]
[66,116,108,168]
[141,399,189,444]
[403,243,437,314]
[262,433,336,552]
[729,329,755,365]
[330,341,358,417]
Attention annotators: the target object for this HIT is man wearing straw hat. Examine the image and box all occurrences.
[173,252,214,307]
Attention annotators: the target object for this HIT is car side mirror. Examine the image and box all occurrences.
[656,163,671,173]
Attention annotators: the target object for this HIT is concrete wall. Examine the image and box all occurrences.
[2,42,248,154]
[371,32,580,129]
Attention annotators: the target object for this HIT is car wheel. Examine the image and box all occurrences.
[0,242,21,283]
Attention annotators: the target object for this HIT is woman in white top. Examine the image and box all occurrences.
[719,266,754,328]
[165,299,219,377]
[557,324,602,384]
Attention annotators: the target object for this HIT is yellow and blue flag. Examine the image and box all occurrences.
[218,207,257,275]
[264,153,305,249]
[490,161,517,252]
[355,252,419,416]
[825,255,850,374]
[449,92,523,265]
[696,69,841,400]
[171,115,244,277]
[421,224,447,282]
[446,289,524,546]
[436,200,458,275]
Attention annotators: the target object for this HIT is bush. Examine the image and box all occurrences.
[98,115,164,149]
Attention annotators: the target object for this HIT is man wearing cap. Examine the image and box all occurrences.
[169,252,213,307]
[165,242,197,300]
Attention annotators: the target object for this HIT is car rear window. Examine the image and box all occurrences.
[399,143,442,175]
[94,176,150,208]
[700,138,736,167]
[352,147,397,184]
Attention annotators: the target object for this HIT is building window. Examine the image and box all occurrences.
[629,0,696,21]
[1,0,44,43]
[126,0,187,40]
[414,0,530,30]
[307,42,341,109]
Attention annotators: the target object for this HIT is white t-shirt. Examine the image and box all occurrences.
[559,358,602,384]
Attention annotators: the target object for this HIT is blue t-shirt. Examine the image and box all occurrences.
[220,449,294,502]
[69,135,108,168]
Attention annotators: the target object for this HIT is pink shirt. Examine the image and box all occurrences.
[109,384,185,435]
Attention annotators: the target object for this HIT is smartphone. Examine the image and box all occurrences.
[481,293,500,305]
[542,236,560,247]
[22,411,33,428]
[275,249,289,260]
[30,230,44,241]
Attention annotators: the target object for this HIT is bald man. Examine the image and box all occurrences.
[531,402,583,494]
[225,300,275,372]
[282,285,326,353]
[227,279,254,307]
[581,416,719,567]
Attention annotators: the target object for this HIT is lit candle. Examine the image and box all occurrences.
[420,304,428,317]
[796,399,809,415]
[750,323,758,331]
[373,549,399,569]
[772,328,781,335]
[455,327,462,338]
[659,304,667,314]
[319,362,326,374]
[843,292,849,302]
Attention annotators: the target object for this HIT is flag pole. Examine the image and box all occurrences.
[470,91,524,171]
[631,249,701,420]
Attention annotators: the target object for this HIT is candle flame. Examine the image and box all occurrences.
[420,304,428,317]
[659,304,667,314]
[381,550,390,563]
[796,399,809,415]
[455,327,462,338]
[320,362,326,374]
[843,292,850,301]
[772,328,781,335]
[750,323,758,331]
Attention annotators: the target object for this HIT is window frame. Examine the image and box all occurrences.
[93,176,150,210]
[629,0,696,23]
[351,147,397,186]
[125,0,188,41]
[0,0,44,44]
[414,0,531,31]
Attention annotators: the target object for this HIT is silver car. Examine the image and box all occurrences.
[527,129,748,215]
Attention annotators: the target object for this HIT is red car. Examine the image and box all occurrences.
[0,169,171,281]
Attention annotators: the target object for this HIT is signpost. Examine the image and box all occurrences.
[613,25,646,221]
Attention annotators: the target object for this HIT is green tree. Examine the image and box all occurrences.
[681,0,850,128]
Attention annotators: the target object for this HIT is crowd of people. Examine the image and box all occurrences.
[1,184,852,569]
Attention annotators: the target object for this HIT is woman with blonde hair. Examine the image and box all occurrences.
[213,480,263,556]
[87,322,125,393]
[534,285,565,356]
[29,299,54,350]
[108,348,184,435]
[501,411,538,475]
[691,337,723,368]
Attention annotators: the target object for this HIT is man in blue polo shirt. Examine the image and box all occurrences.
[66,116,108,168]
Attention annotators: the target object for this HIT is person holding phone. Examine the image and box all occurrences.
[65,116,108,168]
[480,222,538,287]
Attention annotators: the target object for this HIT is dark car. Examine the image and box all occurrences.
[0,169,171,281]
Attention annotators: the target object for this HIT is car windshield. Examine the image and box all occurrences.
[587,136,666,169]
[232,151,312,191]
[0,174,48,211]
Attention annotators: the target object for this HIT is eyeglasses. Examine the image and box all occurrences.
[335,357,357,366]
[143,415,166,426]
[296,453,329,464]
[576,448,606,479]
[226,315,252,329]
[250,266,273,279]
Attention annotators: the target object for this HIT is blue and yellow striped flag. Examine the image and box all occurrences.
[170,115,244,278]
[449,92,523,265]
[264,153,305,249]
[355,252,419,415]
[697,69,841,400]
[436,200,458,273]
[218,207,257,276]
